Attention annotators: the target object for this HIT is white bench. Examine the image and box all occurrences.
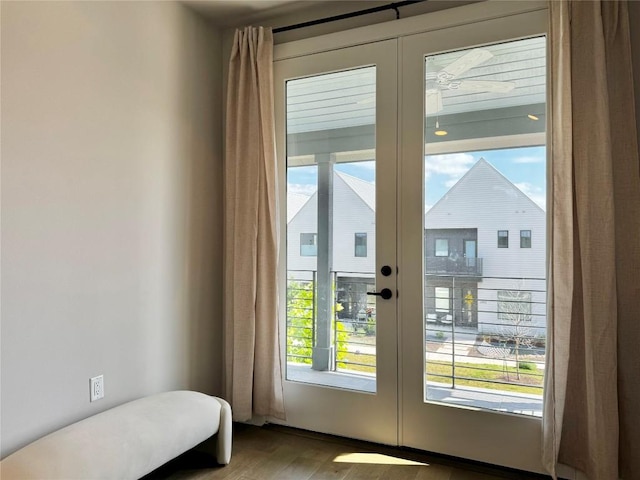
[0,391,232,480]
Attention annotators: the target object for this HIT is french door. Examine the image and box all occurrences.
[275,39,399,445]
[275,2,548,474]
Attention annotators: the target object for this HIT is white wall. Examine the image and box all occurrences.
[1,1,223,457]
[332,175,376,275]
[287,174,376,276]
[287,195,319,276]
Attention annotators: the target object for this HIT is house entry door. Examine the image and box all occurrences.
[275,2,549,474]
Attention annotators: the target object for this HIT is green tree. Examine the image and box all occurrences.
[287,276,351,369]
[286,279,314,364]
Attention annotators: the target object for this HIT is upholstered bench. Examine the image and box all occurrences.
[0,391,232,479]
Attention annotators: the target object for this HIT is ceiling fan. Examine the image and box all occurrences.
[426,48,515,114]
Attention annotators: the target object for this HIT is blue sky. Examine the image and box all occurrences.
[287,145,546,211]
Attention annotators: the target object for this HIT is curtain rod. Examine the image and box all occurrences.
[272,0,428,34]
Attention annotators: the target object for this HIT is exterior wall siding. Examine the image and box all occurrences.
[287,173,376,280]
[288,159,546,336]
[426,160,546,335]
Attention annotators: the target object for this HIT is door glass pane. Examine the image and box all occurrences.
[286,66,377,392]
[423,37,547,416]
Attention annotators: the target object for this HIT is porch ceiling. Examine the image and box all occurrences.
[286,36,546,162]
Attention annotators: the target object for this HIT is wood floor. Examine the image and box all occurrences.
[145,423,550,480]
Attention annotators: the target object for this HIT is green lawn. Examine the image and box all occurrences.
[335,352,543,396]
[287,328,544,395]
[425,360,543,395]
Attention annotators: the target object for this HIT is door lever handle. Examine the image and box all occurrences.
[366,288,393,300]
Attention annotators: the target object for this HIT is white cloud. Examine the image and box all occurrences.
[288,183,316,196]
[426,153,475,187]
[514,182,546,210]
[426,153,475,175]
[513,155,545,164]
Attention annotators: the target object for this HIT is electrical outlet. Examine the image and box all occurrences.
[90,375,104,402]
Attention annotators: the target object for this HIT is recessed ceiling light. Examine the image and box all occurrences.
[527,114,539,120]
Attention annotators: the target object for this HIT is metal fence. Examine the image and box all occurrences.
[286,270,546,399]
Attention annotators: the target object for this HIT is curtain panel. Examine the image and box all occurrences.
[224,27,285,421]
[544,1,640,479]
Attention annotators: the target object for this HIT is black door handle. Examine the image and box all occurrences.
[367,288,393,300]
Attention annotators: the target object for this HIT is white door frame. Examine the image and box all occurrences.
[274,39,399,446]
[398,8,549,474]
[274,1,547,61]
[273,1,558,474]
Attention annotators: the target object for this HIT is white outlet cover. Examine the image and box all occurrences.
[90,375,104,402]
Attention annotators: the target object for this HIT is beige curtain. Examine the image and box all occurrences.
[543,1,640,479]
[224,27,285,421]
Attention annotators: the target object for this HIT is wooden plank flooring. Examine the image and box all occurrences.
[145,424,551,480]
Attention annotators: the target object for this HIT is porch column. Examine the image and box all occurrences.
[312,153,334,371]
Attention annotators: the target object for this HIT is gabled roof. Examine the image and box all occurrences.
[287,192,311,223]
[335,171,375,211]
[288,159,542,224]
[426,158,545,219]
[287,170,375,224]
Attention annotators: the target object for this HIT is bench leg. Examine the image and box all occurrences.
[212,397,232,464]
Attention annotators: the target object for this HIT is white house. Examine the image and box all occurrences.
[287,170,376,276]
[287,170,376,319]
[287,158,546,336]
[424,158,546,336]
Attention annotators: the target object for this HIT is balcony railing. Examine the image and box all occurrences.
[286,270,546,416]
[286,271,376,373]
[425,256,483,276]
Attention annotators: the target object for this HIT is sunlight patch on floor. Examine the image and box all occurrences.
[333,452,428,466]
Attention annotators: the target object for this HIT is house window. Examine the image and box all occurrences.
[300,233,317,256]
[435,239,449,257]
[497,290,532,322]
[497,230,509,248]
[435,287,451,313]
[520,230,532,248]
[354,233,367,257]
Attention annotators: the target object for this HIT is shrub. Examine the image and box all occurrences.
[518,361,536,371]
